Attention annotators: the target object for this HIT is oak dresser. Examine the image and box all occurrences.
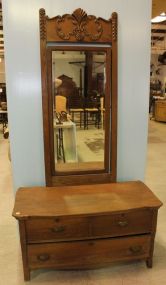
[13,181,162,281]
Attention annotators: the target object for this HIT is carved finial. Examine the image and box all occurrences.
[39,8,46,40]
[112,12,118,42]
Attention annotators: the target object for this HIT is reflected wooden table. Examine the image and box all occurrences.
[155,100,166,122]
[150,96,165,120]
[54,120,77,164]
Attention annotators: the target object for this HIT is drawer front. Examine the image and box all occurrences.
[26,217,89,242]
[91,209,152,238]
[28,235,151,269]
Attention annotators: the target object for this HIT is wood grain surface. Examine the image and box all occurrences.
[13,181,162,219]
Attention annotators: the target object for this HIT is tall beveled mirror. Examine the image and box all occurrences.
[40,8,118,186]
[49,47,110,174]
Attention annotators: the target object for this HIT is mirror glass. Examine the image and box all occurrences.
[52,50,107,173]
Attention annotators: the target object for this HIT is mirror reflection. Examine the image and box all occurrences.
[52,50,106,172]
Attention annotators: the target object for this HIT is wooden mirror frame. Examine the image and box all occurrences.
[39,8,118,186]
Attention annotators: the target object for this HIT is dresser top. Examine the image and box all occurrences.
[13,181,162,219]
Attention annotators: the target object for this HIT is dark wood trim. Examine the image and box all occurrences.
[55,169,106,176]
[51,172,113,186]
[47,45,110,52]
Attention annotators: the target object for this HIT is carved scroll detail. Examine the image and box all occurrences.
[112,12,117,42]
[56,8,103,41]
[39,8,46,40]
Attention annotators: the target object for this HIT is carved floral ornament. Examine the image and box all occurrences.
[56,8,103,41]
[39,8,117,42]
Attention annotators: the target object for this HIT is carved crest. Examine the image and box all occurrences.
[56,8,103,41]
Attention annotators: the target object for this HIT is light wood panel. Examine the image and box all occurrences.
[152,0,166,18]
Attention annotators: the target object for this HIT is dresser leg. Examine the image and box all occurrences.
[23,268,30,281]
[18,221,30,281]
[146,257,153,268]
[146,210,158,269]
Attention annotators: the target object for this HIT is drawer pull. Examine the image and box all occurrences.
[118,221,128,227]
[129,245,142,254]
[51,226,66,233]
[37,254,50,261]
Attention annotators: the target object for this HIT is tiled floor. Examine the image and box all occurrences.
[0,119,165,285]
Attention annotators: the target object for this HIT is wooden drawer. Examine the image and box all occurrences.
[26,209,152,243]
[27,235,151,269]
[26,217,89,242]
[91,209,152,238]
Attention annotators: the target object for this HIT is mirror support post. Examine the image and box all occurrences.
[111,12,118,182]
[39,8,52,185]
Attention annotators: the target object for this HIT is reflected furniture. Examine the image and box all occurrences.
[150,95,165,120]
[155,100,166,122]
[0,84,8,133]
[0,83,7,106]
[69,95,84,128]
[100,97,105,128]
[54,95,67,162]
[52,51,107,170]
[55,95,67,113]
[56,75,85,128]
[69,107,84,128]
[57,74,79,100]
[13,181,162,281]
[84,107,100,129]
[54,120,77,163]
[84,96,100,129]
[0,108,8,133]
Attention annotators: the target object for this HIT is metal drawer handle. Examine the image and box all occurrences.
[118,221,128,227]
[129,245,142,254]
[51,226,66,233]
[37,254,50,262]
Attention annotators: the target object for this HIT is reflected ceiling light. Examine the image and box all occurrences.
[151,12,166,23]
